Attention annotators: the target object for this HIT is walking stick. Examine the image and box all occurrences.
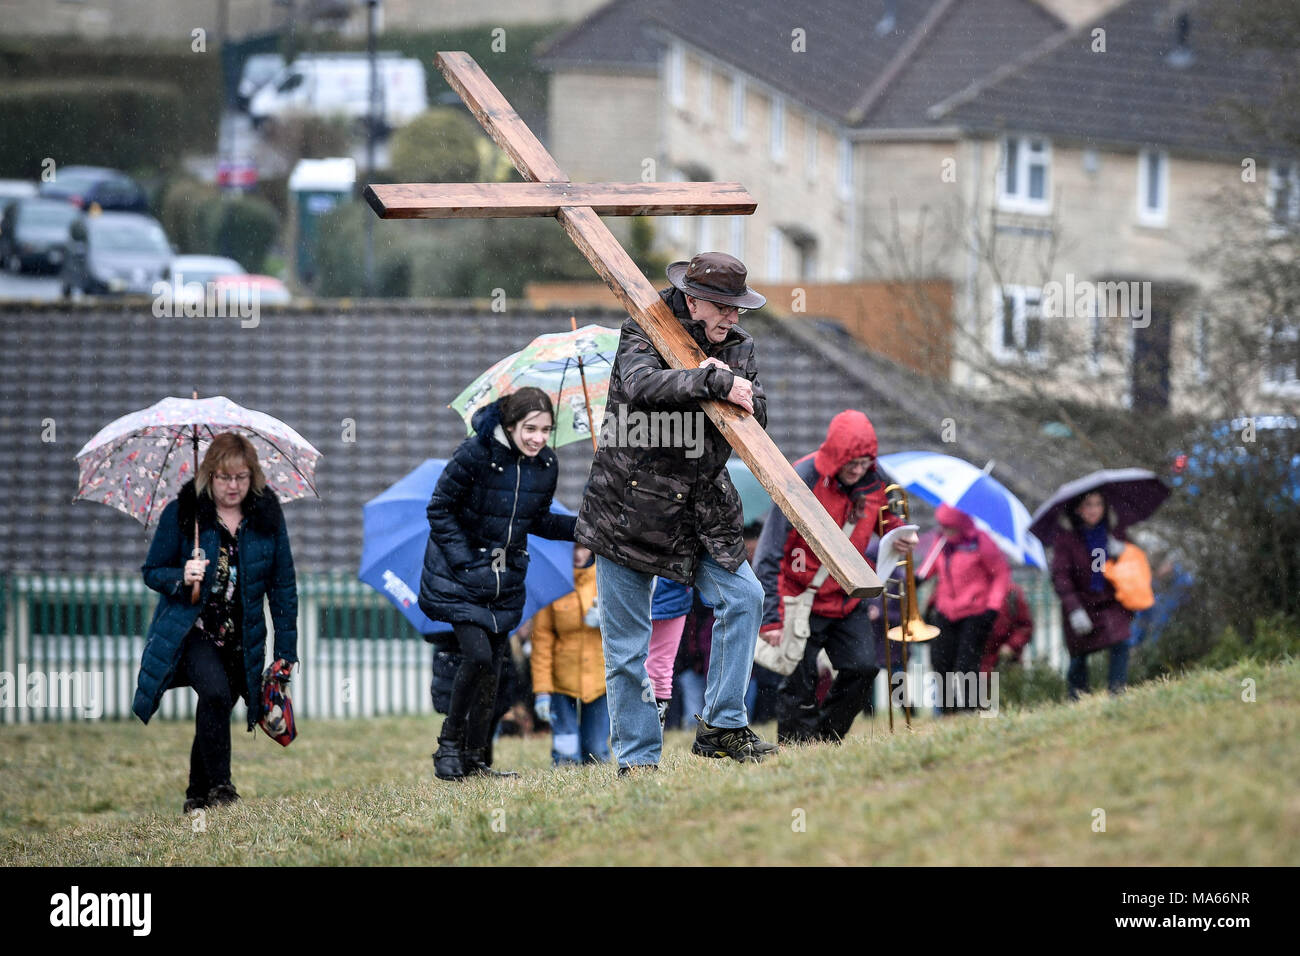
[571,315,599,454]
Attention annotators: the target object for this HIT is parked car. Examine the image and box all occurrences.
[1,198,81,273]
[249,54,428,131]
[237,53,286,111]
[1171,415,1300,502]
[169,254,245,305]
[39,166,149,214]
[0,179,39,208]
[211,273,292,307]
[61,212,173,297]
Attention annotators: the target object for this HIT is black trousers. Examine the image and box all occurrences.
[776,604,878,743]
[178,632,245,800]
[440,621,509,751]
[930,611,993,713]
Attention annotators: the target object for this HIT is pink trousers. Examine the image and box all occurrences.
[646,616,687,700]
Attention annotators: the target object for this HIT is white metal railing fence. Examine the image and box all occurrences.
[1,569,1064,725]
[0,571,436,724]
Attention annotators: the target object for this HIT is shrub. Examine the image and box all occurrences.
[0,80,184,178]
[1202,615,1300,669]
[255,175,291,223]
[388,108,483,185]
[0,35,221,153]
[215,196,280,273]
[160,178,223,254]
[994,662,1069,709]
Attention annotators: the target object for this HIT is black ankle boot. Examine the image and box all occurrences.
[433,735,466,780]
[462,747,519,778]
[206,782,240,806]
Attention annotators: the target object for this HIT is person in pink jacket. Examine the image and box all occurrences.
[928,504,1010,713]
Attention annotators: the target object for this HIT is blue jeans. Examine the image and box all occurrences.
[549,693,610,765]
[597,553,763,767]
[1067,643,1130,698]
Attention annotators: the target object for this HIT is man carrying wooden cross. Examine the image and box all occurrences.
[576,252,779,770]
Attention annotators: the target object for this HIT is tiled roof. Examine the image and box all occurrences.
[535,0,663,72]
[0,300,1084,573]
[929,0,1294,158]
[547,0,1064,129]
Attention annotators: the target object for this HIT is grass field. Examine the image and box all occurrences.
[2,659,1296,866]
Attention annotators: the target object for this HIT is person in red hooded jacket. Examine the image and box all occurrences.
[753,410,915,743]
[927,504,1011,713]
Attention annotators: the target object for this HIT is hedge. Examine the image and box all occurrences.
[0,80,184,179]
[0,35,221,154]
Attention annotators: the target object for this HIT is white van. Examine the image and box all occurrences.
[249,54,428,131]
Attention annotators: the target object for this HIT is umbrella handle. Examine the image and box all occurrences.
[571,315,599,454]
[190,519,202,604]
[190,410,201,604]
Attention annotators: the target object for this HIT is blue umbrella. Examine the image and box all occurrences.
[877,451,1047,568]
[726,458,773,524]
[359,458,576,635]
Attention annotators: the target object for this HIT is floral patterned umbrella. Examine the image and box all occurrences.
[450,323,619,450]
[74,395,322,528]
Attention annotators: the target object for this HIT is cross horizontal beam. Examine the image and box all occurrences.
[364,182,757,219]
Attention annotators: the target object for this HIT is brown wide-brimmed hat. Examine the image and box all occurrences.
[666,251,766,310]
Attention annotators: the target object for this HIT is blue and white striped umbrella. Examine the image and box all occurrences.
[877,451,1047,568]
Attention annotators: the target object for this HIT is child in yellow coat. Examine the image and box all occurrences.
[531,545,609,764]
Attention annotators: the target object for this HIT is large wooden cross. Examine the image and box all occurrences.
[366,52,882,598]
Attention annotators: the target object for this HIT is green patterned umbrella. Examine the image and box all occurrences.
[451,324,619,449]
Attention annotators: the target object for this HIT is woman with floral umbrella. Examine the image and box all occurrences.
[75,395,319,812]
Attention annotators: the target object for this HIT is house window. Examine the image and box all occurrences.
[767,227,784,280]
[1269,161,1299,228]
[731,73,746,140]
[993,286,1045,363]
[837,136,853,198]
[729,216,746,259]
[1263,317,1299,393]
[998,136,1051,213]
[796,240,818,280]
[696,215,713,254]
[770,95,785,163]
[1137,149,1169,226]
[667,44,685,108]
[699,64,712,119]
[805,118,819,183]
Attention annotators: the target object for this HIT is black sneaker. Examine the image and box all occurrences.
[182,796,208,814]
[738,725,779,756]
[691,717,767,763]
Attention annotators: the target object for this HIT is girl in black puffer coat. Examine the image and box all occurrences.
[419,388,576,780]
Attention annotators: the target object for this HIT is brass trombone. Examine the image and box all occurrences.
[877,484,939,729]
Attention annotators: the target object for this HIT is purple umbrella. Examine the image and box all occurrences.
[1029,468,1170,544]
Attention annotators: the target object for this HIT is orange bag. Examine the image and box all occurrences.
[1104,543,1155,611]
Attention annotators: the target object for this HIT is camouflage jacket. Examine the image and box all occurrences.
[575,287,767,583]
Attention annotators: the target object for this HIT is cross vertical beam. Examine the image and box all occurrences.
[368,52,883,598]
